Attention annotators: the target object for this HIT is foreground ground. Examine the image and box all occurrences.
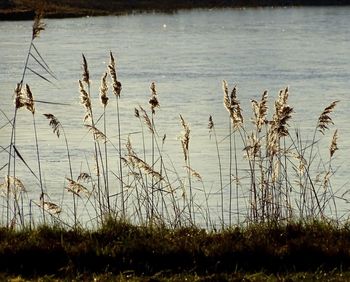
[1,220,350,280]
[2,271,350,281]
[1,0,350,20]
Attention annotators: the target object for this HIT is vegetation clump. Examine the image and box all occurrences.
[1,220,350,279]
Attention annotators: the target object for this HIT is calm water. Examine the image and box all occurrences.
[0,7,349,226]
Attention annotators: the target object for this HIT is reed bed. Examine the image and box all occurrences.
[0,13,344,231]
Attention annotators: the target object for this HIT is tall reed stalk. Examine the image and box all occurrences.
[223,81,243,225]
[108,52,124,218]
[99,72,110,212]
[5,12,48,227]
[43,114,74,224]
[79,55,105,222]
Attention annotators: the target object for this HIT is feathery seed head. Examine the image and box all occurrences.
[134,108,140,118]
[108,51,122,97]
[79,80,91,121]
[244,133,261,160]
[128,154,163,181]
[139,106,153,133]
[330,129,338,158]
[43,113,61,138]
[32,11,45,40]
[230,85,237,106]
[223,80,230,112]
[251,90,268,132]
[222,81,243,129]
[150,81,157,96]
[208,115,214,131]
[149,82,160,114]
[14,83,25,109]
[25,84,35,114]
[38,194,61,214]
[99,72,109,107]
[271,87,293,138]
[0,176,26,198]
[85,125,107,143]
[185,166,202,182]
[126,136,133,155]
[66,177,90,196]
[81,54,90,86]
[317,100,339,134]
[180,115,190,161]
[77,173,92,183]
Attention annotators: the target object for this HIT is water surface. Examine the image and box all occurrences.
[0,7,349,226]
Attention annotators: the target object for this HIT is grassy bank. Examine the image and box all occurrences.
[1,219,350,280]
[1,0,350,20]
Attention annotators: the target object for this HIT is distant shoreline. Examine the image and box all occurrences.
[1,0,350,21]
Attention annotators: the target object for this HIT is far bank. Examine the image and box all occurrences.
[1,0,350,20]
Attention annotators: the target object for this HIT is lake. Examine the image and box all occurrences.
[0,7,349,227]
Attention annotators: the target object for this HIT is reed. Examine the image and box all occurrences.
[3,11,61,228]
[0,13,344,232]
[108,51,124,218]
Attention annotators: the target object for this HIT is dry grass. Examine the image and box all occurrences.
[0,12,343,231]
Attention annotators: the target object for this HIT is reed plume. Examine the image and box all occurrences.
[251,90,268,132]
[126,135,136,157]
[79,80,91,122]
[317,100,339,134]
[185,166,202,182]
[0,176,26,198]
[77,172,92,182]
[134,108,140,118]
[42,201,61,215]
[208,115,214,133]
[99,72,109,107]
[85,125,107,143]
[223,80,243,129]
[330,129,338,158]
[273,87,293,137]
[244,133,261,160]
[127,155,163,181]
[14,83,25,109]
[139,106,154,133]
[149,82,160,114]
[66,177,90,197]
[268,87,293,156]
[180,115,190,161]
[108,51,122,97]
[43,114,60,138]
[38,193,61,215]
[32,11,45,40]
[25,84,35,114]
[82,54,90,86]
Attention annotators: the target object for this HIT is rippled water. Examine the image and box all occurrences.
[0,7,349,226]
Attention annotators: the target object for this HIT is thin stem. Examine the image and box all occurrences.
[233,131,240,225]
[212,126,223,227]
[228,119,232,227]
[103,107,110,213]
[116,96,124,218]
[33,114,45,223]
[151,114,155,223]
